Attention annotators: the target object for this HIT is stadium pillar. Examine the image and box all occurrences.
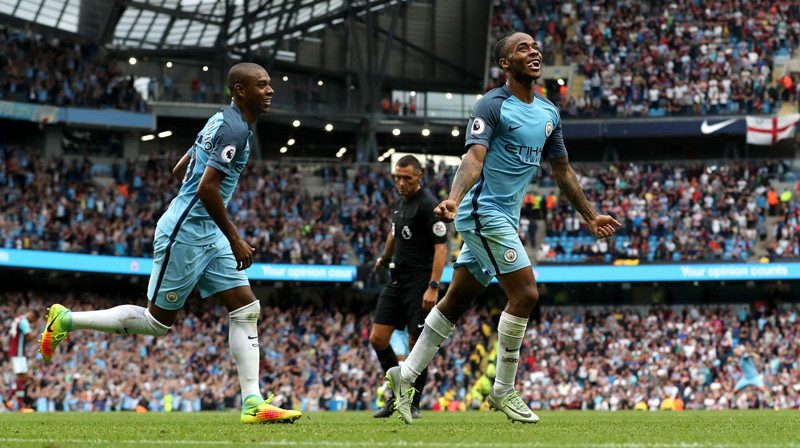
[123,133,139,160]
[356,116,379,162]
[43,127,62,158]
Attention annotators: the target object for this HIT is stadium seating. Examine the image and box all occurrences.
[0,27,145,112]
[534,161,790,263]
[2,143,795,265]
[490,1,799,117]
[2,291,796,411]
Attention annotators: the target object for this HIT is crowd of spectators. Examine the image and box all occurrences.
[0,144,461,267]
[490,0,800,118]
[0,26,145,112]
[534,160,793,263]
[0,144,353,265]
[3,291,798,412]
[4,142,799,266]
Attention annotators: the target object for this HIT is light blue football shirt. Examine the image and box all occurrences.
[156,103,252,245]
[455,85,567,232]
[739,352,759,378]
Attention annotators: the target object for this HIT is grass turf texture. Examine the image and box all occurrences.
[1,411,798,448]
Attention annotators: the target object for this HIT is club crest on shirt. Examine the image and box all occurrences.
[402,225,412,240]
[503,248,518,263]
[545,121,554,137]
[471,118,486,135]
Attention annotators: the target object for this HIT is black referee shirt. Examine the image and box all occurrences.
[391,188,448,272]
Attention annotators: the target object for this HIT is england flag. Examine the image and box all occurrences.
[746,114,800,145]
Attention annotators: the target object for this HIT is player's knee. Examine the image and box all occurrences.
[144,308,171,336]
[508,285,539,308]
[229,300,260,323]
[369,332,389,350]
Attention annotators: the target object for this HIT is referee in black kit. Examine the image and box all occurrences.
[370,154,447,419]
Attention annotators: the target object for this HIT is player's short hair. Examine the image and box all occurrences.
[494,31,518,67]
[28,309,40,319]
[395,155,422,173]
[227,62,264,97]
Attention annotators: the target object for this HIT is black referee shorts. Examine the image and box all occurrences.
[374,270,430,336]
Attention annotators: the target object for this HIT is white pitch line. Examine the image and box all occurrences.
[0,439,797,448]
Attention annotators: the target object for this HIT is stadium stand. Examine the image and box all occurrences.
[0,26,146,112]
[2,141,796,265]
[535,161,792,263]
[2,291,797,412]
[490,1,800,117]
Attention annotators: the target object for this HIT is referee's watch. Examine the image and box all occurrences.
[428,281,439,289]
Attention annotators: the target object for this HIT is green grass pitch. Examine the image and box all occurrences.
[1,410,798,448]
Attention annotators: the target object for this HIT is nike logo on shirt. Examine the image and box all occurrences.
[508,124,522,131]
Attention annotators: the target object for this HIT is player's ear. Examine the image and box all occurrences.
[499,56,511,72]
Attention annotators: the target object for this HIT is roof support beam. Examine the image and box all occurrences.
[122,0,222,25]
[353,14,480,83]
[231,0,401,51]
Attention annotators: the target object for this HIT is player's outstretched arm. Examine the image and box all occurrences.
[197,165,254,270]
[549,156,621,238]
[434,145,487,222]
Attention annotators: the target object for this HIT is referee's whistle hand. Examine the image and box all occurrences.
[434,199,458,223]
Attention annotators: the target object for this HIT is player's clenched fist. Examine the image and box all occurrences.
[434,199,458,223]
[587,215,621,239]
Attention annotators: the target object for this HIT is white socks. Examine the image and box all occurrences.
[400,307,454,383]
[70,305,170,336]
[229,300,262,401]
[70,300,263,402]
[492,311,528,397]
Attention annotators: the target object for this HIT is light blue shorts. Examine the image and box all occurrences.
[147,231,250,310]
[735,375,764,390]
[390,328,410,358]
[454,221,531,286]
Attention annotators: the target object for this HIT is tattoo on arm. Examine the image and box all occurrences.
[449,147,486,204]
[552,158,596,222]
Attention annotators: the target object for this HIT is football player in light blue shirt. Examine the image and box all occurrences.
[41,63,301,423]
[385,31,620,425]
[733,344,773,407]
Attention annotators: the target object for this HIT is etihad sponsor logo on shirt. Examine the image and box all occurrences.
[504,144,542,165]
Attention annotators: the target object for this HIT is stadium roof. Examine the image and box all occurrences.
[1,0,407,52]
[1,0,82,33]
